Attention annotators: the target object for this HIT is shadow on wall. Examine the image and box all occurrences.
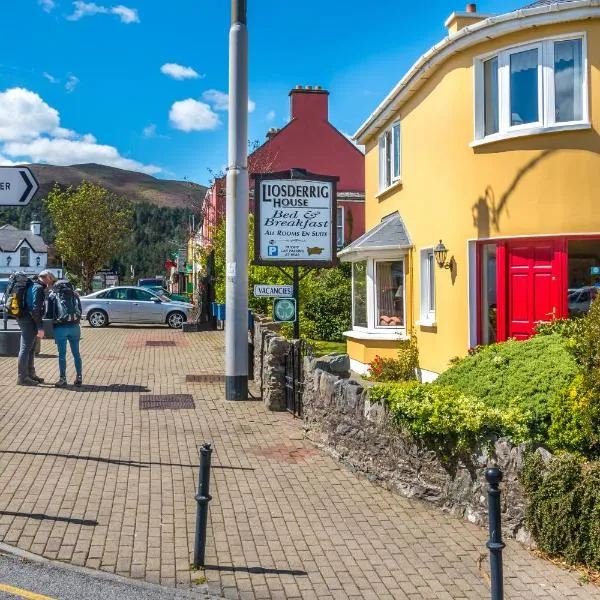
[472,149,557,239]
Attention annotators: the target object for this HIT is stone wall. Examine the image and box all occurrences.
[302,358,541,542]
[253,317,289,411]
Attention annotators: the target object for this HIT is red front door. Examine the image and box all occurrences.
[506,240,564,340]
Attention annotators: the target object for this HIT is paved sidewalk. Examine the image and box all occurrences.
[0,326,599,599]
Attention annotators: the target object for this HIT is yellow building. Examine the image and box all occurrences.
[341,0,600,380]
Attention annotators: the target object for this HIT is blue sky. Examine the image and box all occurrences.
[0,0,518,185]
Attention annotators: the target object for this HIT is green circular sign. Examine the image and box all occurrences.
[274,298,296,322]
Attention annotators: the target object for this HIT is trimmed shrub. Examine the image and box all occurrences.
[434,334,578,441]
[369,381,528,454]
[548,375,600,457]
[522,453,600,570]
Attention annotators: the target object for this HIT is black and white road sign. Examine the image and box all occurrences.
[0,167,39,206]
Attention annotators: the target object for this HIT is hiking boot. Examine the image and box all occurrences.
[54,377,67,388]
[30,375,45,384]
[74,376,82,387]
[17,378,39,386]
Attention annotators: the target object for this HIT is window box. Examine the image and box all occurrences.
[474,34,588,143]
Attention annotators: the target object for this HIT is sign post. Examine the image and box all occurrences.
[0,167,39,206]
[253,169,339,339]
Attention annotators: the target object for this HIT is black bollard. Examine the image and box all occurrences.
[193,442,213,568]
[485,467,505,600]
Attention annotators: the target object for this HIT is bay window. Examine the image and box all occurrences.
[351,257,406,332]
[475,35,587,142]
[378,122,401,191]
[419,249,435,323]
[337,206,344,249]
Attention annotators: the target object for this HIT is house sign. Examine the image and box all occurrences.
[253,284,293,297]
[253,170,339,267]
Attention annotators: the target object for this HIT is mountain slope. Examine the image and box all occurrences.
[27,163,207,210]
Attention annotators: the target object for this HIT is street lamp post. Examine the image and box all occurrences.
[225,0,249,400]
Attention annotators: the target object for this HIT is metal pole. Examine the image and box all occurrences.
[485,467,505,600]
[193,442,213,568]
[293,266,300,339]
[225,0,249,400]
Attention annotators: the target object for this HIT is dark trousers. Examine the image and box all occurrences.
[17,318,38,381]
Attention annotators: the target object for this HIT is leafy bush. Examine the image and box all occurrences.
[534,318,583,339]
[567,295,600,389]
[434,335,578,440]
[369,381,528,454]
[548,375,600,457]
[366,336,419,382]
[522,453,600,570]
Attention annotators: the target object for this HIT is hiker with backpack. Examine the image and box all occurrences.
[5,270,56,386]
[45,278,83,388]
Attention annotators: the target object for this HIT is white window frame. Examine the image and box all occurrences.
[350,255,406,335]
[474,33,588,144]
[378,121,401,192]
[419,248,436,325]
[337,206,344,249]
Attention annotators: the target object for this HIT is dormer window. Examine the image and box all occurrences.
[475,34,587,143]
[20,246,30,267]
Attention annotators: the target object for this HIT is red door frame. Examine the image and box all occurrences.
[476,235,581,344]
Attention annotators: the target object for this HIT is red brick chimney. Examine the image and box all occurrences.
[289,85,329,122]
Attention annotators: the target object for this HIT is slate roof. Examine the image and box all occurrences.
[522,0,579,7]
[338,211,412,259]
[0,225,48,253]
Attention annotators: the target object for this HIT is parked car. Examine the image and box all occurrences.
[146,286,190,303]
[80,286,193,328]
[0,278,8,317]
[138,277,164,288]
[568,286,598,316]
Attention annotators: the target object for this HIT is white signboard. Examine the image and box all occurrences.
[253,284,293,297]
[0,167,39,206]
[255,175,337,266]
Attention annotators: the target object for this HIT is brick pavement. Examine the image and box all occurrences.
[0,325,599,599]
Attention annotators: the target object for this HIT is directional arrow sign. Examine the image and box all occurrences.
[0,167,39,206]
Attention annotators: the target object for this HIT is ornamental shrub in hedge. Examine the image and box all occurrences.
[434,334,578,441]
[522,453,600,569]
[369,381,528,454]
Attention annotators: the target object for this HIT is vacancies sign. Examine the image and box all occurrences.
[253,170,339,267]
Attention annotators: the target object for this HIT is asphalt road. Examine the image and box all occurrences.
[0,550,221,600]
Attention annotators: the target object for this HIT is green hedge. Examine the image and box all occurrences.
[369,381,528,455]
[434,334,578,441]
[522,453,600,570]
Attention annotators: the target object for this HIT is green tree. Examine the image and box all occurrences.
[44,182,133,292]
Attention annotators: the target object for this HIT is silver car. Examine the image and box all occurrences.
[80,286,193,329]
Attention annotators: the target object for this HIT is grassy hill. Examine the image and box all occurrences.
[0,163,207,279]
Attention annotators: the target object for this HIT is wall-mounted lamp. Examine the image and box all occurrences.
[434,240,452,269]
[6,256,11,266]
[36,256,41,267]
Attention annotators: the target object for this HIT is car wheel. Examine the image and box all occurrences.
[88,310,108,328]
[167,311,185,329]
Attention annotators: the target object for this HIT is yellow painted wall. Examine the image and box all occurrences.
[346,338,400,365]
[358,19,600,375]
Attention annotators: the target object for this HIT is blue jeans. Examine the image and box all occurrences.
[17,318,38,381]
[54,324,82,379]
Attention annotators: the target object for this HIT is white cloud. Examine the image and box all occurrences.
[266,110,276,122]
[169,99,220,132]
[0,155,22,166]
[111,5,139,23]
[0,87,160,174]
[39,0,56,12]
[43,72,59,84]
[65,75,79,93]
[160,63,201,81]
[67,1,139,23]
[0,88,61,141]
[143,124,156,138]
[202,89,255,113]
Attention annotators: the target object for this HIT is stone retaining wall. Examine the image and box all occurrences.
[302,358,540,542]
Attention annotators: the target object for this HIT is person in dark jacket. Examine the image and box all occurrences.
[17,270,56,386]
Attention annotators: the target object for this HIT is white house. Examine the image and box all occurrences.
[0,221,49,278]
